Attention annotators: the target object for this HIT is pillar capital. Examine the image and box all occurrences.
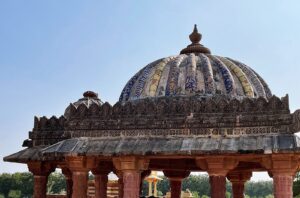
[196,156,238,176]
[66,156,90,172]
[163,170,190,181]
[113,157,148,198]
[260,155,299,198]
[91,160,113,175]
[227,171,252,183]
[28,162,55,176]
[261,154,299,177]
[113,156,149,172]
[227,171,252,198]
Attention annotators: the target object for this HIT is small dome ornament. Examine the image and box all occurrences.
[180,24,211,54]
[83,91,98,98]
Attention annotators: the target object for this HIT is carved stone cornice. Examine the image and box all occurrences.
[26,95,295,147]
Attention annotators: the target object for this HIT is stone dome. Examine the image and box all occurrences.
[119,25,272,103]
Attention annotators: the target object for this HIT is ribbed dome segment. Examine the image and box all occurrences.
[119,53,272,103]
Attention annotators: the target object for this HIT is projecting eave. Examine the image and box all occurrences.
[40,134,300,161]
[3,146,46,163]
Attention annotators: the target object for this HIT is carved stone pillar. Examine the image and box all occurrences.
[72,171,88,198]
[209,175,226,198]
[196,157,238,198]
[227,171,252,198]
[28,162,55,198]
[261,155,298,198]
[62,168,73,198]
[118,174,124,198]
[123,170,141,198]
[163,170,190,198]
[92,171,109,198]
[66,157,90,198]
[273,173,294,198]
[113,157,149,198]
[92,161,114,198]
[113,170,124,198]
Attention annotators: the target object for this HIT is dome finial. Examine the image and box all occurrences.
[189,24,202,44]
[180,24,211,54]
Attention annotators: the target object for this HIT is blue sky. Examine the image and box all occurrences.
[1,1,300,181]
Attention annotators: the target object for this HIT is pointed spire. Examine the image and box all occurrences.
[180,24,211,54]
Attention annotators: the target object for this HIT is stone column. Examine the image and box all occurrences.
[227,171,252,198]
[169,179,182,198]
[209,175,226,198]
[72,171,88,198]
[28,162,55,198]
[66,156,90,198]
[118,174,124,198]
[113,157,149,198]
[123,170,141,198]
[62,168,73,198]
[273,173,294,198]
[261,155,298,198]
[163,170,190,198]
[92,170,109,198]
[196,157,238,198]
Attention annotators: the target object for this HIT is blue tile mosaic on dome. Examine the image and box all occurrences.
[228,58,267,98]
[198,54,214,94]
[133,60,160,99]
[209,55,234,94]
[119,53,272,102]
[165,56,183,96]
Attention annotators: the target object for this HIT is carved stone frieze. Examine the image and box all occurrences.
[26,95,295,147]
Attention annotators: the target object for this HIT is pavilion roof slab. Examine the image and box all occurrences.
[3,146,46,163]
[40,134,300,160]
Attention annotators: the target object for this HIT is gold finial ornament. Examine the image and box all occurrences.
[180,24,211,54]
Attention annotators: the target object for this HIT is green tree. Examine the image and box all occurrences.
[47,172,66,194]
[156,177,170,195]
[12,172,33,198]
[0,173,14,197]
[182,175,210,196]
[225,191,231,198]
[245,181,273,197]
[192,191,200,198]
[294,172,300,196]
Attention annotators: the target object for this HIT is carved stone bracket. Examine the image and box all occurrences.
[196,156,238,176]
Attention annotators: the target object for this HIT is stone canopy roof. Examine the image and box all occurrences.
[4,26,300,164]
[4,92,300,163]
